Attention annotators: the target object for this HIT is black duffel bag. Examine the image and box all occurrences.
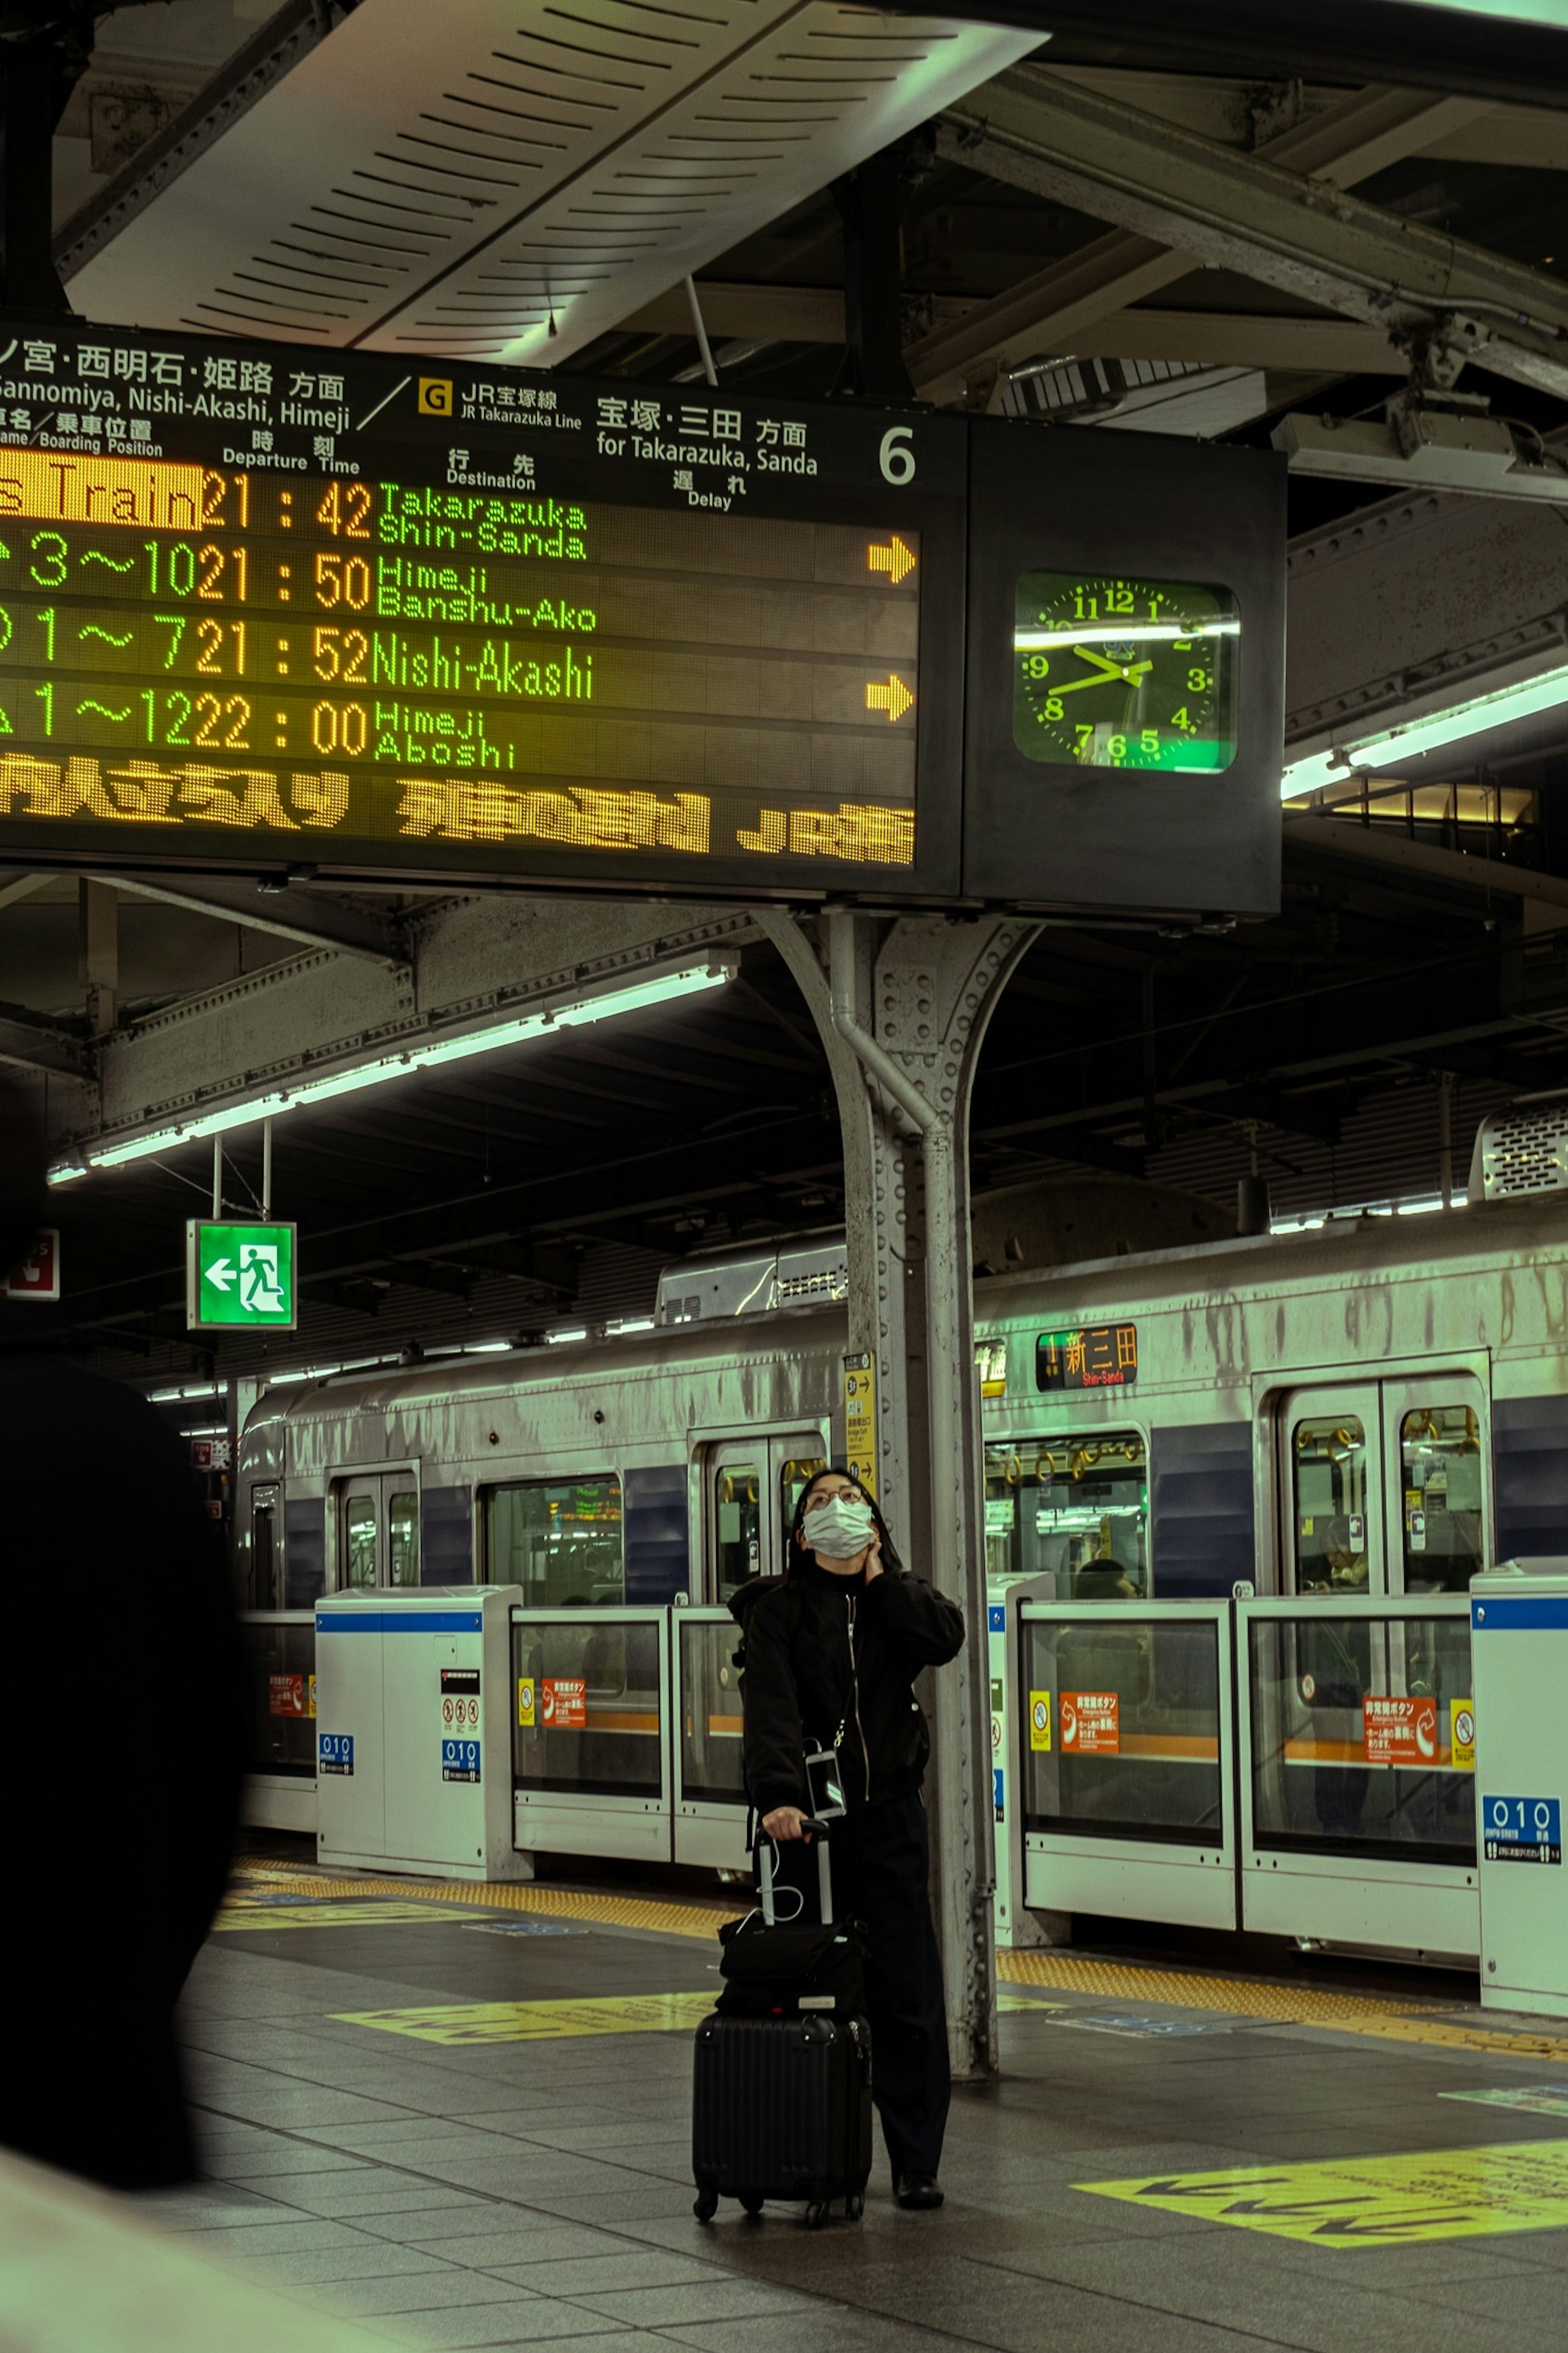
[715,1822,866,2018]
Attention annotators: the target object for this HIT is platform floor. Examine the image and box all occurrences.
[147,1863,1568,2353]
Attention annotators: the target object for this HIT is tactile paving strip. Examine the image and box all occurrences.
[229,1862,732,1941]
[996,1950,1568,2062]
[227,1862,1568,2063]
[994,1949,1441,2022]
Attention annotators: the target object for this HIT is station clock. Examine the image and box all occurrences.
[1012,569,1239,772]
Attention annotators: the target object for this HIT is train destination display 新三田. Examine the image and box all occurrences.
[0,448,922,879]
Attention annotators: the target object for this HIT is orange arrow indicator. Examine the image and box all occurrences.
[868,533,917,586]
[866,674,915,724]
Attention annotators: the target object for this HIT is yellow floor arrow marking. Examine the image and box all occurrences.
[1084,2139,1568,2248]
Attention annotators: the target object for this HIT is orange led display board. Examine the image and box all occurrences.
[0,322,964,901]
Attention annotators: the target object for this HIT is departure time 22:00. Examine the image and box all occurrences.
[1012,569,1239,773]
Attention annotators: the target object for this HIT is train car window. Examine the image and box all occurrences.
[1292,1417,1370,1592]
[1400,1405,1483,1593]
[252,1499,278,1610]
[715,1463,761,1593]
[388,1490,420,1587]
[343,1492,379,1589]
[984,1435,1147,1597]
[487,1475,623,1606]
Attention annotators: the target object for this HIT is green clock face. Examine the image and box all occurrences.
[1013,571,1239,772]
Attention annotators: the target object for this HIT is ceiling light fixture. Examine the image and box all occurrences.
[1281,662,1568,802]
[49,960,734,1185]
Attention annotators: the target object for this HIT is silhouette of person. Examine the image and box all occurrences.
[0,1077,246,2186]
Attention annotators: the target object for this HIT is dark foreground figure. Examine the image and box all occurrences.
[0,1080,245,2187]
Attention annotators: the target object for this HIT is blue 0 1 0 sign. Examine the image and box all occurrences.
[442,1738,481,1784]
[319,1732,354,1776]
[1483,1794,1562,1865]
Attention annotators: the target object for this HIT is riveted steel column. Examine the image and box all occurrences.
[760,908,1040,2078]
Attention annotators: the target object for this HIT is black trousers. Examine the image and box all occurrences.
[772,1790,950,2180]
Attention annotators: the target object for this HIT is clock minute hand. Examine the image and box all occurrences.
[1070,644,1123,679]
[1052,654,1155,695]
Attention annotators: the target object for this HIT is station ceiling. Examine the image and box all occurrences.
[4,0,1567,1384]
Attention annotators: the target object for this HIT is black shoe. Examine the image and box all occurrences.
[895,2173,944,2210]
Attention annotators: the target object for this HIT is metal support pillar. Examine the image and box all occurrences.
[833,144,915,402]
[0,16,84,314]
[77,878,117,1037]
[761,907,1039,2077]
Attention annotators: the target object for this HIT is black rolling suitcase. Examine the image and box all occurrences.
[692,1821,873,2228]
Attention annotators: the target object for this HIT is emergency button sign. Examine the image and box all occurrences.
[1363,1695,1438,1767]
[541,1679,587,1730]
[1060,1692,1118,1754]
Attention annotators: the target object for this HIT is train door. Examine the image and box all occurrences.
[705,1436,828,1601]
[332,1471,420,1590]
[1379,1375,1488,1596]
[1281,1385,1387,1595]
[1279,1375,1489,1597]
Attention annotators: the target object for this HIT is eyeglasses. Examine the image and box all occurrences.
[802,1485,865,1513]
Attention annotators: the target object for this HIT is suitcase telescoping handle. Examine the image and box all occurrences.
[754,1816,834,1927]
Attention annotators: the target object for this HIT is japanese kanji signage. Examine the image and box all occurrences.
[1036,1323,1139,1393]
[0,317,962,903]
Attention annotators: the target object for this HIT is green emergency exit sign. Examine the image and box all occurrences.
[185,1220,297,1331]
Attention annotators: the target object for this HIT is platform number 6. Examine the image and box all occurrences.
[879,427,915,486]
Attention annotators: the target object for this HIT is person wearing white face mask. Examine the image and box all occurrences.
[729,1465,965,2209]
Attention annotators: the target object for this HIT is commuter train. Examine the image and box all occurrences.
[238,1166,1568,1617]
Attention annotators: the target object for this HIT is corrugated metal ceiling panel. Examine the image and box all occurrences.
[64,0,1038,361]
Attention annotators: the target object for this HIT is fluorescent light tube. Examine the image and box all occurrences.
[1014,620,1241,649]
[50,961,731,1184]
[1281,662,1568,802]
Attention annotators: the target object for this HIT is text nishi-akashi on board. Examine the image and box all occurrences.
[0,448,920,877]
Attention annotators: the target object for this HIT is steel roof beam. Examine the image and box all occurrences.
[910,81,1492,402]
[0,1008,88,1079]
[933,67,1568,403]
[90,872,408,967]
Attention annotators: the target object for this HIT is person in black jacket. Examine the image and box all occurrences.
[732,1465,964,2210]
[0,1077,247,2187]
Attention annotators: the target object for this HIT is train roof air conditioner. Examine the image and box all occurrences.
[1471,1095,1568,1201]
[655,1231,847,1326]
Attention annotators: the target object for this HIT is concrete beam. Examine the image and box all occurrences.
[1283,814,1568,910]
[93,871,408,966]
[1069,311,1404,373]
[0,1009,88,1080]
[906,232,1194,405]
[911,81,1468,403]
[0,873,55,911]
[621,281,844,346]
[937,67,1568,402]
[620,282,1407,375]
[1284,482,1568,747]
[84,897,755,1153]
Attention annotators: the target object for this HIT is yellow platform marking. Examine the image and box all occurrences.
[216,1900,493,1931]
[231,1864,731,1942]
[1084,2139,1568,2248]
[227,1862,1568,2067]
[335,1991,717,2045]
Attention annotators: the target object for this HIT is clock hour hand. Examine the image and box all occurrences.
[1054,650,1155,692]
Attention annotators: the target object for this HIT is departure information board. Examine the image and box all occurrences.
[0,319,965,901]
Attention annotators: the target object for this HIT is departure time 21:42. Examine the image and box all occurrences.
[1012,569,1239,773]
